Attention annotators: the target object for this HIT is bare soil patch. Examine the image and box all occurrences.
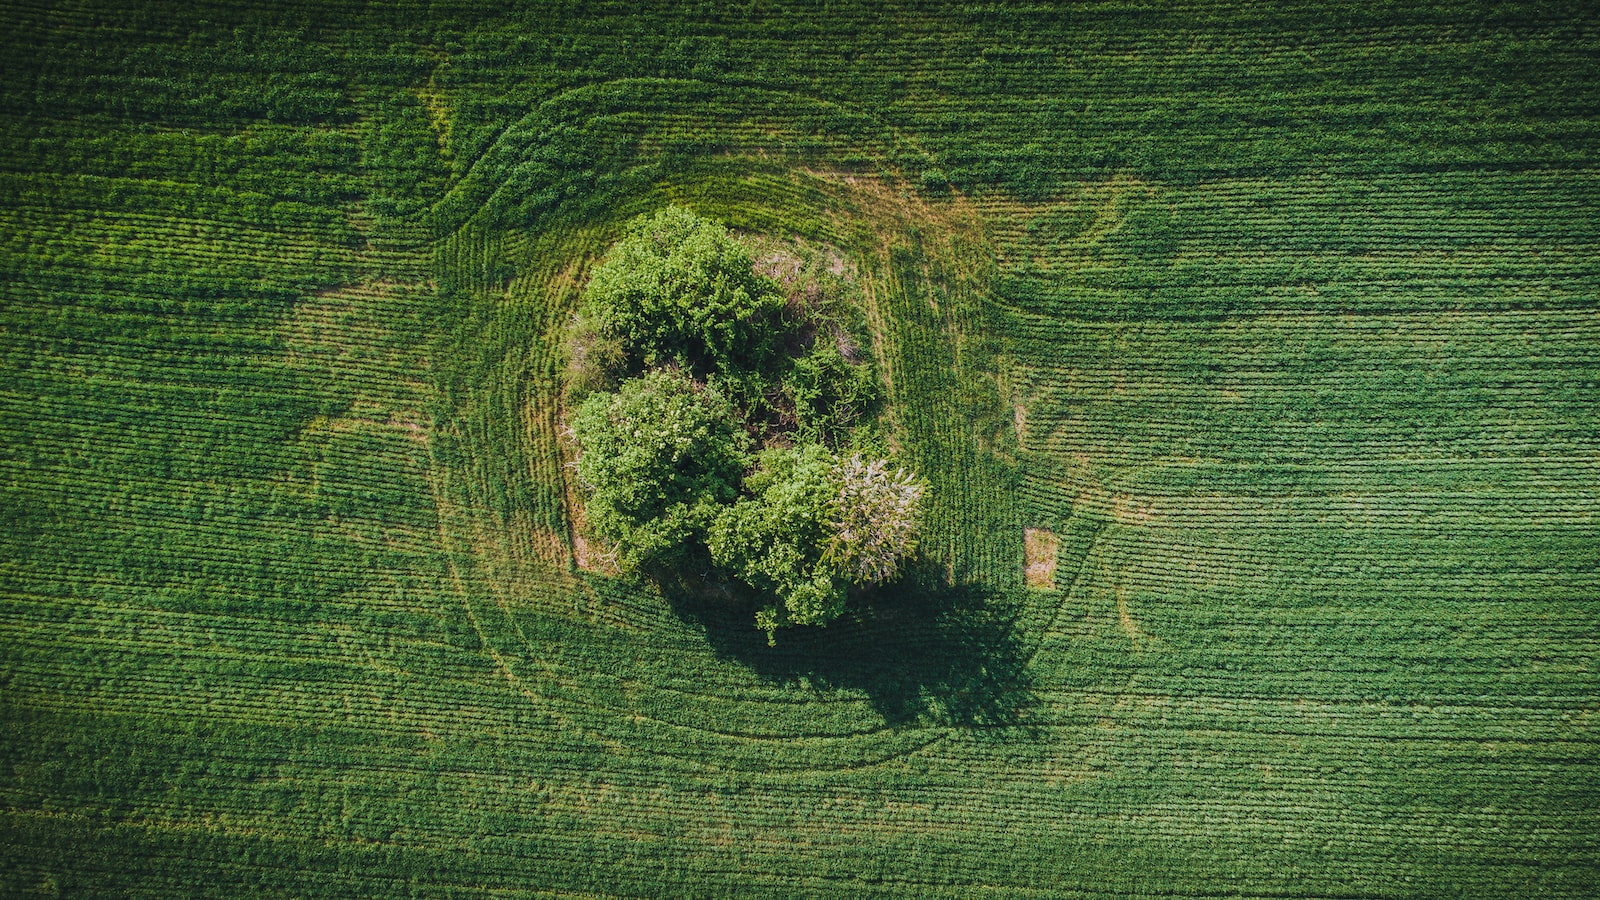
[1024,527,1059,589]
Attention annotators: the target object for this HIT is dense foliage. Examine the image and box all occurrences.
[784,335,881,445]
[570,206,922,638]
[707,445,928,642]
[581,206,787,377]
[570,369,748,572]
[709,445,847,636]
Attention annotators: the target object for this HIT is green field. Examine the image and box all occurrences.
[2,1,1598,896]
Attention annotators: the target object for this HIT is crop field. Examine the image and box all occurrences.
[2,0,1598,896]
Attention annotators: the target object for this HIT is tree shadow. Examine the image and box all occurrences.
[660,559,1039,732]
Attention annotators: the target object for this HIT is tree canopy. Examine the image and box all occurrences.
[709,444,848,636]
[581,205,788,377]
[825,453,924,585]
[570,369,748,572]
[567,206,924,642]
[709,445,926,643]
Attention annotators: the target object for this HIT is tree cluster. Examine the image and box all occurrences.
[567,207,924,643]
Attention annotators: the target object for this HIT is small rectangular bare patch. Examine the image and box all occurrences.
[1024,527,1059,589]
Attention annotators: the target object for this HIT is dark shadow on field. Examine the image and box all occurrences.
[661,559,1038,732]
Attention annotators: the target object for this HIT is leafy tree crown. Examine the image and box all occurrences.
[567,207,926,641]
[581,206,787,376]
[570,368,749,572]
[709,445,924,642]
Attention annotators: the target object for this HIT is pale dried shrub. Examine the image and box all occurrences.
[825,454,924,585]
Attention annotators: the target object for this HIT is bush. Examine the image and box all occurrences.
[570,369,749,572]
[581,206,788,378]
[825,454,925,585]
[709,444,847,642]
[784,335,880,445]
[564,313,627,402]
[709,445,924,643]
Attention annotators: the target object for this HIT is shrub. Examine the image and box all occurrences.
[570,369,749,572]
[709,444,848,642]
[784,335,880,445]
[709,444,924,643]
[825,454,925,585]
[564,313,627,402]
[581,206,788,378]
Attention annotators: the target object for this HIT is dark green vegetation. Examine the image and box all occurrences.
[577,206,787,384]
[570,368,748,574]
[1,1,1597,897]
[569,207,919,640]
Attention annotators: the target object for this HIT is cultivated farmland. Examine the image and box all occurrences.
[1,1,1597,897]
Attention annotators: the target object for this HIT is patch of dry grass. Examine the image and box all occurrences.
[1023,527,1059,589]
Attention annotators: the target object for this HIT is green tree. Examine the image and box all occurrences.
[709,444,924,643]
[570,369,749,572]
[708,444,846,643]
[581,206,788,378]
